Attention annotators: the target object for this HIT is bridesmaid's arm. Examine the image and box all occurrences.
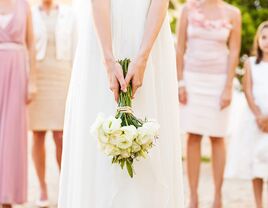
[91,0,126,101]
[242,60,261,117]
[176,5,188,105]
[242,60,268,131]
[26,6,37,103]
[225,8,242,89]
[125,0,169,96]
[220,7,241,109]
[176,5,188,82]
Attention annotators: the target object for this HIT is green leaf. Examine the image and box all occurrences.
[120,159,125,169]
[126,159,134,178]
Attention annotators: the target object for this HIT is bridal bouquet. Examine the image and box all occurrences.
[90,59,159,178]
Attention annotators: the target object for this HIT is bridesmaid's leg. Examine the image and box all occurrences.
[252,178,263,208]
[210,137,226,208]
[187,133,202,208]
[53,131,63,170]
[32,131,48,200]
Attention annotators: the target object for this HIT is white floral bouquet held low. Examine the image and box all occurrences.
[91,59,159,178]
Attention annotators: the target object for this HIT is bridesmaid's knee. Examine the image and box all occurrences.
[187,133,202,144]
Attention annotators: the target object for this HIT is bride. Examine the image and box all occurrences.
[58,0,185,207]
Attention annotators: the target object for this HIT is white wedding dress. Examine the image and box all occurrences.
[58,0,184,207]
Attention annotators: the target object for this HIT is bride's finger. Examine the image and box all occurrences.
[115,70,127,92]
[113,88,119,102]
[132,85,138,97]
[125,71,133,87]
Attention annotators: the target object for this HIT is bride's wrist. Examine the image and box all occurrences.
[103,51,116,65]
[136,49,150,62]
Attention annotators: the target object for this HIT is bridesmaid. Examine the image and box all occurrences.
[29,0,76,206]
[0,0,36,207]
[176,0,241,207]
[226,21,268,208]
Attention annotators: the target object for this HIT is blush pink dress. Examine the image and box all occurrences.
[180,0,233,137]
[0,0,29,204]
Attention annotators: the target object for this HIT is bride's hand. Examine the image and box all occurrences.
[125,57,147,98]
[105,60,127,102]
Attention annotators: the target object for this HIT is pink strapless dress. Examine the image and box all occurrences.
[180,0,233,137]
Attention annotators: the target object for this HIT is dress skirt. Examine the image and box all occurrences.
[180,71,230,137]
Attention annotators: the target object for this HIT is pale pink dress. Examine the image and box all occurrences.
[180,0,233,137]
[0,0,29,204]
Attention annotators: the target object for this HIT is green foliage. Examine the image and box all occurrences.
[225,0,268,56]
[169,0,268,57]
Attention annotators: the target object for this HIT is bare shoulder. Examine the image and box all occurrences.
[223,3,241,19]
[21,0,31,15]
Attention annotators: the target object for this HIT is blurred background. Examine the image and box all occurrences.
[6,0,268,208]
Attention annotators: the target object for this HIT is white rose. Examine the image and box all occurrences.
[120,149,131,158]
[98,128,109,144]
[131,142,141,153]
[142,121,160,137]
[104,144,121,156]
[117,138,132,149]
[121,125,137,141]
[90,113,105,135]
[102,116,122,134]
[142,140,153,151]
[114,125,137,149]
[136,127,153,145]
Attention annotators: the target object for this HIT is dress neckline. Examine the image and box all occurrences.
[0,0,17,32]
[188,0,232,30]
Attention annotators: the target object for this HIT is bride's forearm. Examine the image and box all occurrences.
[91,0,114,63]
[137,0,169,61]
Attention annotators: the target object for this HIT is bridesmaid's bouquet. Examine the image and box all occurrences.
[90,59,159,178]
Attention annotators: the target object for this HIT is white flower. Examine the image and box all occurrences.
[137,149,148,158]
[90,113,105,135]
[104,144,121,156]
[121,125,137,141]
[114,125,137,149]
[120,149,131,158]
[142,140,153,150]
[117,139,133,149]
[131,142,141,153]
[102,116,122,134]
[142,121,160,137]
[136,128,153,145]
[98,128,109,144]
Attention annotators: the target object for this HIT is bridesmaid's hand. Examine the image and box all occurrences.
[105,60,127,102]
[256,115,268,133]
[179,87,187,105]
[26,79,37,104]
[125,57,147,98]
[220,87,232,110]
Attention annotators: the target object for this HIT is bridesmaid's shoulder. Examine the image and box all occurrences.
[223,2,241,19]
[21,0,30,9]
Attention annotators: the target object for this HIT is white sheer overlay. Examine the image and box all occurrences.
[58,0,185,207]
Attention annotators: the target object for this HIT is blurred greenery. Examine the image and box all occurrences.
[169,0,268,57]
